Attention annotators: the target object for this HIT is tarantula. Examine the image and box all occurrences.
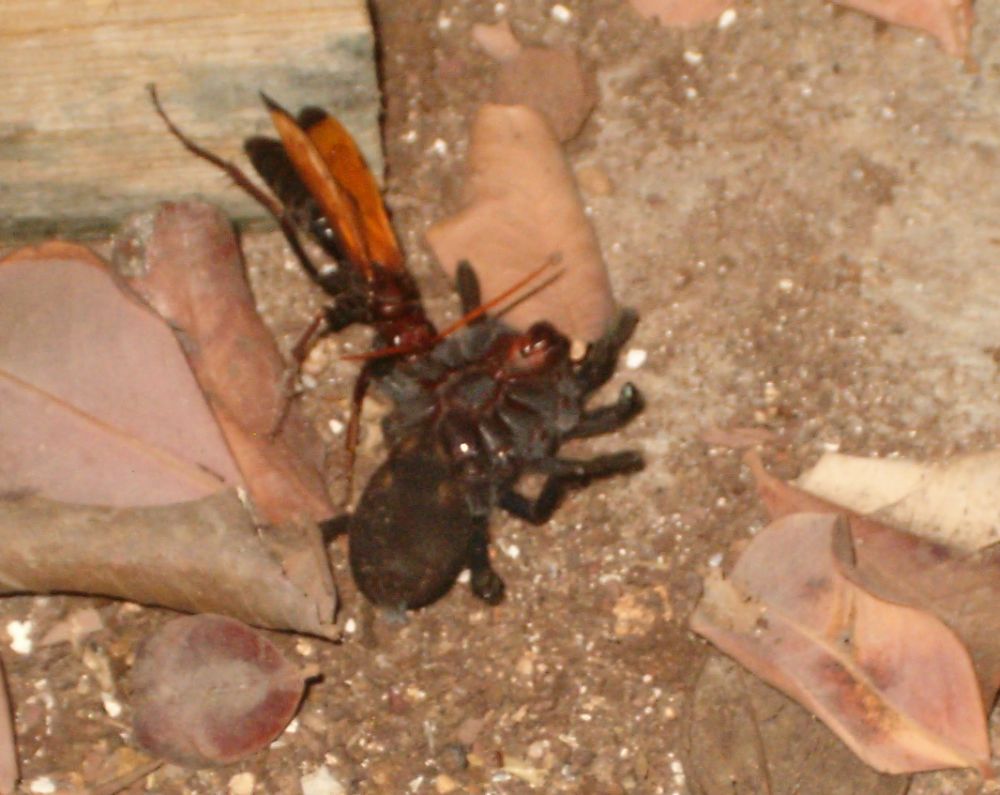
[341,263,644,609]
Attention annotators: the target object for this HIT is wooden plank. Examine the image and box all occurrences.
[0,0,379,239]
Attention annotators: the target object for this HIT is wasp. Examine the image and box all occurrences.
[151,88,644,610]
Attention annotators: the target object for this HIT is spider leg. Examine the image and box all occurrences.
[455,260,482,315]
[574,308,639,393]
[467,516,505,604]
[565,382,644,440]
[499,451,644,524]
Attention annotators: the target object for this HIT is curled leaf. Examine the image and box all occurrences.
[833,0,973,59]
[131,614,307,767]
[427,104,616,343]
[114,202,334,527]
[795,449,1000,551]
[0,492,338,638]
[691,512,991,776]
[628,0,732,27]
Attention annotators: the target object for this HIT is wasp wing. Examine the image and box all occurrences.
[297,106,404,273]
[260,95,373,279]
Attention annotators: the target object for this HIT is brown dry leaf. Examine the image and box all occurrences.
[492,47,597,142]
[0,241,241,506]
[833,0,973,58]
[795,449,1000,551]
[114,203,337,627]
[471,20,522,61]
[688,655,909,795]
[628,0,732,28]
[427,104,616,343]
[114,202,334,527]
[131,614,307,767]
[691,512,991,775]
[0,657,16,794]
[0,492,337,638]
[748,452,1000,709]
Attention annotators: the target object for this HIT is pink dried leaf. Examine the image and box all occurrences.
[0,241,241,506]
[628,0,732,28]
[115,202,334,527]
[834,0,973,58]
[131,614,307,768]
[691,512,992,776]
[0,657,17,794]
[427,104,616,343]
[0,492,338,638]
[747,451,1000,709]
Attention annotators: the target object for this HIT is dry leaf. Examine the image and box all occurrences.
[0,657,16,794]
[691,512,991,775]
[628,0,732,28]
[688,655,909,795]
[0,492,338,638]
[834,0,973,58]
[749,452,1000,709]
[471,20,523,61]
[131,614,307,767]
[114,202,334,527]
[0,241,241,506]
[427,104,616,343]
[796,450,1000,551]
[491,48,597,142]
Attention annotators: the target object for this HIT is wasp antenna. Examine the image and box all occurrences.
[435,255,563,341]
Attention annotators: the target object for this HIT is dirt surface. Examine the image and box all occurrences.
[3,1,1000,793]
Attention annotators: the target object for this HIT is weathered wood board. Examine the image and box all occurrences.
[0,0,379,239]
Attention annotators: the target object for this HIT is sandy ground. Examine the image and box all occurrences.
[2,1,1000,793]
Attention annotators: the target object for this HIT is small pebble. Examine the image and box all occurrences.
[228,772,256,795]
[300,765,346,795]
[435,773,459,794]
[707,552,724,568]
[625,348,647,369]
[7,620,33,654]
[682,49,703,65]
[100,692,122,718]
[718,8,737,28]
[551,4,572,22]
[430,138,449,156]
[28,779,56,794]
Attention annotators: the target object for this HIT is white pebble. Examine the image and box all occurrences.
[100,692,122,718]
[625,348,647,369]
[29,779,56,794]
[229,772,256,795]
[682,50,703,65]
[707,552,724,568]
[328,418,345,435]
[301,765,346,795]
[437,14,452,30]
[551,4,572,22]
[7,620,32,654]
[430,138,449,156]
[718,8,737,29]
[777,277,794,292]
[344,618,357,634]
[504,543,521,560]
[457,569,472,584]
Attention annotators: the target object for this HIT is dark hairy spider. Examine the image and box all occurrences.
[333,262,644,610]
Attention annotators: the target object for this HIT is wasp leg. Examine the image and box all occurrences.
[319,514,351,542]
[468,517,504,604]
[574,308,639,393]
[499,451,645,524]
[565,382,644,440]
[455,260,483,315]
